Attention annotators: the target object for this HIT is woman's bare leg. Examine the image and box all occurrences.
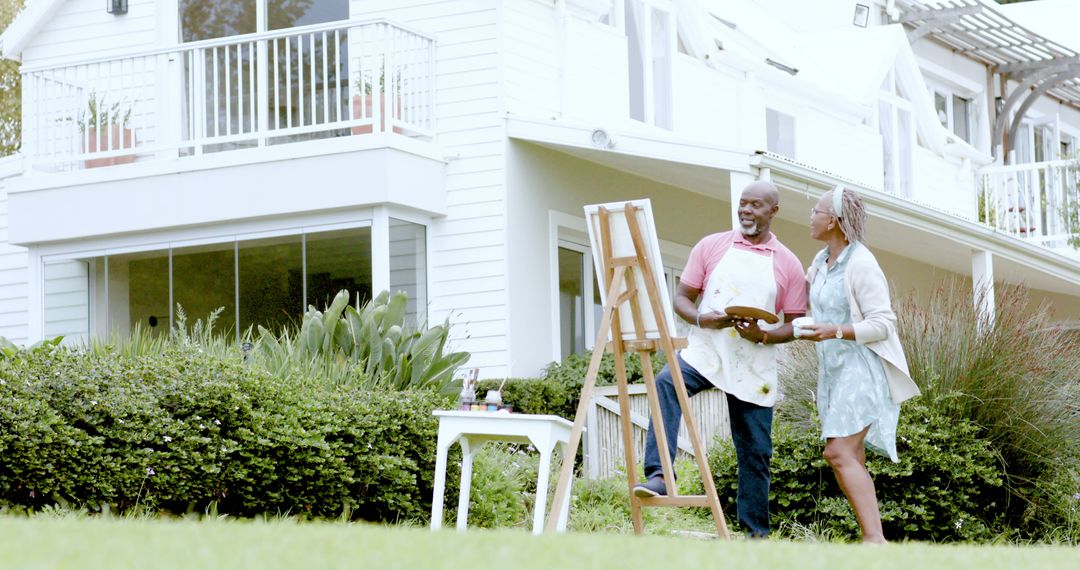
[823,426,886,544]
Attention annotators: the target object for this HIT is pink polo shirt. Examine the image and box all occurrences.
[680,231,807,317]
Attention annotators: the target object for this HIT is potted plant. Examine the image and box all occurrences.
[81,93,135,168]
[351,69,404,135]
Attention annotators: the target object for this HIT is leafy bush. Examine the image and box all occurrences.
[475,377,577,419]
[0,347,456,522]
[542,351,666,389]
[776,279,1079,540]
[708,400,1004,542]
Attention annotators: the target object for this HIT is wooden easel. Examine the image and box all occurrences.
[544,203,730,539]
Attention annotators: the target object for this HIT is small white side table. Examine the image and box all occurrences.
[430,411,575,534]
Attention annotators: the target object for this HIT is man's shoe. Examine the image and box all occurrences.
[633,476,667,498]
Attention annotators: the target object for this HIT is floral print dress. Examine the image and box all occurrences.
[809,243,900,461]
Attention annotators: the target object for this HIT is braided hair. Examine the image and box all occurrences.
[829,186,867,244]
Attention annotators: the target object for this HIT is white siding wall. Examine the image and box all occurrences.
[352,0,508,376]
[21,0,159,68]
[912,147,976,218]
[672,55,741,146]
[504,0,561,119]
[0,168,30,344]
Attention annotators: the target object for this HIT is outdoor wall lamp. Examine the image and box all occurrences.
[107,0,128,15]
[853,4,870,28]
[590,128,615,149]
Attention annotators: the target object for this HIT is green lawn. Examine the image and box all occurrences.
[1,516,1077,569]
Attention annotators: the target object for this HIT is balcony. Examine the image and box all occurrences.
[19,19,436,174]
[977,160,1080,253]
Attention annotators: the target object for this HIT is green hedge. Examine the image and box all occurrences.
[705,400,1005,542]
[0,348,456,521]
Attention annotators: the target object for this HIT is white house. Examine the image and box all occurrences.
[1,0,1078,378]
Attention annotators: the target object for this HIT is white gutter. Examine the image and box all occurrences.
[750,151,1080,288]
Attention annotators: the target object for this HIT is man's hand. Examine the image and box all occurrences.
[697,311,739,330]
[733,318,767,343]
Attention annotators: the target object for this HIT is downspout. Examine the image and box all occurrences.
[886,0,900,22]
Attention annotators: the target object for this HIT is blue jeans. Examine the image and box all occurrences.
[643,354,774,537]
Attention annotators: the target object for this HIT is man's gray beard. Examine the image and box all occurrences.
[740,223,760,236]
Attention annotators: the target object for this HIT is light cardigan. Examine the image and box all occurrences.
[806,243,921,404]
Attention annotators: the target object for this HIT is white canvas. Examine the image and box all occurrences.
[584,199,677,342]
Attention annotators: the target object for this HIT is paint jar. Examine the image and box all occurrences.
[484,390,502,412]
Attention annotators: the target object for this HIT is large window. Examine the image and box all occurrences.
[878,72,914,198]
[766,108,796,158]
[931,87,973,143]
[180,0,349,42]
[626,0,675,130]
[556,237,685,359]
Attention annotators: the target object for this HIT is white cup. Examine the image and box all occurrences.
[792,316,814,338]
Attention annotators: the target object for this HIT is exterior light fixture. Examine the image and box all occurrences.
[107,0,128,15]
[853,3,870,28]
[590,128,615,149]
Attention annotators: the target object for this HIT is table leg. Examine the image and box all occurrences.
[455,437,475,532]
[532,444,554,535]
[430,434,452,531]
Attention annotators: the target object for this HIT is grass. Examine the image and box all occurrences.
[1,515,1078,570]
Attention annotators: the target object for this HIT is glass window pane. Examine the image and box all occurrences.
[108,250,170,337]
[172,243,237,335]
[239,235,303,335]
[180,0,257,43]
[43,260,89,346]
[952,95,970,142]
[558,247,586,358]
[269,0,349,31]
[934,91,948,127]
[389,219,427,326]
[306,227,372,311]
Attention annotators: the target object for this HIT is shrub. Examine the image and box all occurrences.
[475,377,577,419]
[0,347,456,522]
[542,351,667,389]
[776,279,1079,540]
[708,400,1004,542]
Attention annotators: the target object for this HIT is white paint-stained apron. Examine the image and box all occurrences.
[679,246,780,406]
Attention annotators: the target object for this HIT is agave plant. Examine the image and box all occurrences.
[255,289,470,392]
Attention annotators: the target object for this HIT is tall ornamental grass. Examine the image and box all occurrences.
[777,279,1080,539]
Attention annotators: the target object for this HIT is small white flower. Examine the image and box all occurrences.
[0,379,5,385]
[118,418,124,424]
[163,436,173,443]
[199,424,206,430]
[90,400,97,406]
[146,467,156,476]
[213,419,221,426]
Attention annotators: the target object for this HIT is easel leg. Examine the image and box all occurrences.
[668,363,731,539]
[614,342,644,534]
[545,266,627,533]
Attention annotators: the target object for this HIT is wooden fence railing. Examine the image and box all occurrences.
[583,384,730,480]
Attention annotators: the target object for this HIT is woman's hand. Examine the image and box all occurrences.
[799,323,843,342]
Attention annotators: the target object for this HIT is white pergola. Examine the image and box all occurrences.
[896,0,1080,161]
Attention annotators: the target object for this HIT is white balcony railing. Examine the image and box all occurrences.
[977,159,1080,250]
[21,19,435,173]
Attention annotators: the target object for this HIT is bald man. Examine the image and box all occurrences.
[635,181,806,538]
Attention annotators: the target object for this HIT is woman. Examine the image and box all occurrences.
[798,186,920,544]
